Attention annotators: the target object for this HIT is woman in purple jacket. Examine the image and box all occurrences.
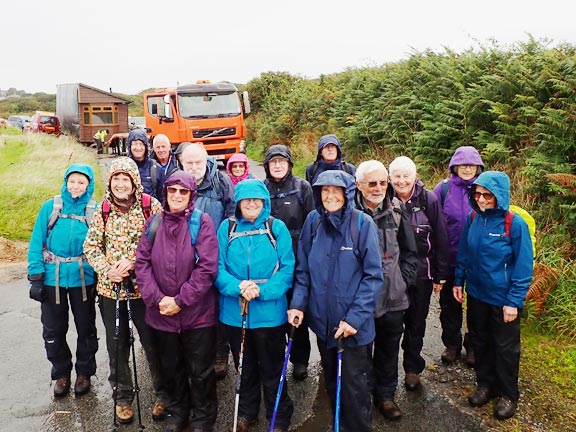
[136,171,219,432]
[433,146,484,367]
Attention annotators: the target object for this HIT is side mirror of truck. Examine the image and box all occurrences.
[242,91,251,114]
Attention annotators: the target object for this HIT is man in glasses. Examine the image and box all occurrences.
[354,160,418,420]
[179,143,236,379]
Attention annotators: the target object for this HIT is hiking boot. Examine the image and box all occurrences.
[404,372,421,391]
[53,376,71,397]
[292,363,308,381]
[494,397,517,420]
[441,347,460,364]
[468,387,492,407]
[115,404,134,425]
[465,349,476,368]
[152,401,166,421]
[378,400,402,420]
[74,375,91,396]
[214,355,229,380]
[228,416,257,432]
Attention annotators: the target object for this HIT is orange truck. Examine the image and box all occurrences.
[144,81,251,161]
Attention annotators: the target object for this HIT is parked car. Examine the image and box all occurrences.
[30,113,61,136]
[128,116,147,131]
[7,115,31,131]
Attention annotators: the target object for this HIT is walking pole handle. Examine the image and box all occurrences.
[288,316,299,340]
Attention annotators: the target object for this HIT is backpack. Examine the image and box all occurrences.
[101,193,152,228]
[310,208,364,261]
[308,161,353,183]
[470,205,536,255]
[146,209,203,260]
[389,197,403,228]
[227,216,277,250]
[150,161,159,194]
[46,195,97,239]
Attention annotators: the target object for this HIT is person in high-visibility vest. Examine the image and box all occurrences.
[93,129,108,154]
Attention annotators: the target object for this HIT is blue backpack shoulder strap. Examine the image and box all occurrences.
[440,179,450,206]
[188,208,203,245]
[146,214,162,244]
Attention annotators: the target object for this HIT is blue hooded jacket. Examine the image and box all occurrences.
[28,164,96,287]
[291,170,383,349]
[215,179,295,329]
[126,129,164,200]
[454,171,534,308]
[305,134,356,185]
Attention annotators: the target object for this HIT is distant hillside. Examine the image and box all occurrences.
[0,88,145,118]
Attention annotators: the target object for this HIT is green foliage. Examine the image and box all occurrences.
[0,91,56,118]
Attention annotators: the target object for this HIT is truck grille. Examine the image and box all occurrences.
[193,127,236,139]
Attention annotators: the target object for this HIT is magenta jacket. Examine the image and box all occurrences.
[136,170,219,333]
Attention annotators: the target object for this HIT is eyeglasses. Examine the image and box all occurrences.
[167,187,191,196]
[361,180,387,188]
[474,191,494,200]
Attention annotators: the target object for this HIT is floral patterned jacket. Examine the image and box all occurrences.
[83,157,162,300]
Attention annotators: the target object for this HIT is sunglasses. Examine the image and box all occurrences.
[361,180,387,188]
[474,191,494,200]
[167,186,191,196]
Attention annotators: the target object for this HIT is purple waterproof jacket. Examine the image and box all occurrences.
[136,170,219,333]
[433,146,484,267]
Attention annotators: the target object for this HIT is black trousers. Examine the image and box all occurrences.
[317,339,372,432]
[226,324,294,430]
[439,273,472,352]
[467,296,521,401]
[402,279,433,374]
[152,326,218,430]
[372,310,405,402]
[216,321,230,359]
[286,288,311,367]
[41,285,98,380]
[99,295,164,405]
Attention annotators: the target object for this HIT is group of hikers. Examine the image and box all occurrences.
[27,130,534,432]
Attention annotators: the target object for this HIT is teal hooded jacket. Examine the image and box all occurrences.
[454,171,534,308]
[28,163,96,287]
[215,179,295,328]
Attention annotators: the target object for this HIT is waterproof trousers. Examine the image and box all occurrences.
[99,295,165,405]
[286,288,311,367]
[152,326,218,430]
[467,296,521,401]
[41,284,98,380]
[372,310,405,402]
[439,273,472,353]
[317,339,372,432]
[402,279,433,374]
[226,324,294,430]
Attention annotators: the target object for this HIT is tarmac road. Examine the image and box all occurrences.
[0,154,486,431]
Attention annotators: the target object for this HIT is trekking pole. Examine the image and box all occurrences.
[232,297,249,432]
[335,335,344,432]
[269,316,299,431]
[112,283,121,431]
[125,279,145,431]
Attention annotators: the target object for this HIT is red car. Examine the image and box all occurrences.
[30,113,61,136]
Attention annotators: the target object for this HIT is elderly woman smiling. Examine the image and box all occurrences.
[215,179,295,432]
[388,156,450,392]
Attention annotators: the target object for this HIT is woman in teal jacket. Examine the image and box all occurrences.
[27,163,98,398]
[454,171,533,421]
[215,179,295,432]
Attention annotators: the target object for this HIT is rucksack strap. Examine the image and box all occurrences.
[101,199,111,228]
[440,179,450,206]
[147,209,203,259]
[46,195,64,238]
[150,162,158,193]
[504,211,514,237]
[142,193,152,220]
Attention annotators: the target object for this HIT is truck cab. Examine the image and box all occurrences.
[144,81,250,161]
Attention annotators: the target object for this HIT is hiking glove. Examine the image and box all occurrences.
[28,274,46,303]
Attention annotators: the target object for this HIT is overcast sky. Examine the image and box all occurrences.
[2,0,574,95]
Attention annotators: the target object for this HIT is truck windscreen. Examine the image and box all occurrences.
[178,92,241,118]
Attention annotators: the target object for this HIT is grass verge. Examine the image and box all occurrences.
[0,133,101,241]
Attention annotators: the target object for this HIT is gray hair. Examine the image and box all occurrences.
[181,142,208,159]
[388,156,417,177]
[356,160,388,183]
[153,133,170,147]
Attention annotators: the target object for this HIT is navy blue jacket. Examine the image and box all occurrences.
[305,134,356,186]
[127,129,164,201]
[291,170,383,349]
